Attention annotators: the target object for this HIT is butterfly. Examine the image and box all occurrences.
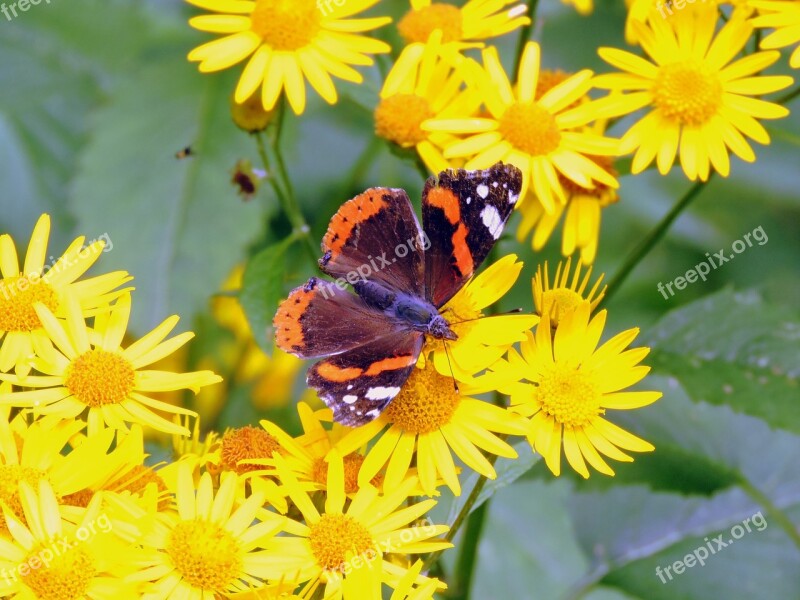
[273,162,522,427]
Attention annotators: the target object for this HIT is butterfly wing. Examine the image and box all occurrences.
[422,162,522,307]
[319,188,425,297]
[274,277,396,359]
[308,329,424,427]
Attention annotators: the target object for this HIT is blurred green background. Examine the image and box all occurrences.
[1,0,799,598]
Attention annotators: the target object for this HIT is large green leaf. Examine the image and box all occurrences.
[643,288,800,434]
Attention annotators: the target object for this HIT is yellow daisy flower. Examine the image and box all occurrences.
[375,30,483,173]
[125,464,287,598]
[426,254,538,382]
[593,11,794,180]
[397,0,530,45]
[0,214,131,377]
[186,0,392,114]
[532,258,606,327]
[335,365,527,496]
[255,452,449,599]
[425,43,620,212]
[751,0,800,68]
[623,0,739,45]
[505,302,662,477]
[0,293,221,436]
[0,479,138,599]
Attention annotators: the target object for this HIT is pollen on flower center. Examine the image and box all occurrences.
[652,60,723,126]
[64,350,135,407]
[398,4,463,44]
[166,520,243,590]
[220,425,282,474]
[0,276,59,332]
[384,367,460,434]
[0,465,47,530]
[499,102,562,156]
[250,0,321,51]
[536,364,602,428]
[308,513,374,574]
[24,544,96,600]
[374,94,435,147]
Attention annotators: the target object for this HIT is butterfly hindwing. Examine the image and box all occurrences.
[422,163,522,307]
[308,330,424,427]
[319,187,425,297]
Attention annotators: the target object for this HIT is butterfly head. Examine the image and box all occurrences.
[427,314,457,341]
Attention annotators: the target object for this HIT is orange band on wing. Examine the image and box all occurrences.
[364,355,416,376]
[451,224,474,278]
[316,362,364,382]
[274,287,316,353]
[323,189,387,258]
[426,187,461,225]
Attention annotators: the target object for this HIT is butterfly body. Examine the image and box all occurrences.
[274,163,522,426]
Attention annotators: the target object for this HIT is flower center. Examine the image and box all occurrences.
[64,350,135,407]
[220,425,282,474]
[499,102,561,156]
[540,289,585,327]
[536,364,602,428]
[398,4,463,43]
[652,60,723,126]
[311,454,381,493]
[384,367,460,434]
[24,544,96,600]
[374,94,435,147]
[166,520,243,591]
[308,513,374,574]
[0,465,47,531]
[250,0,321,51]
[0,276,59,332]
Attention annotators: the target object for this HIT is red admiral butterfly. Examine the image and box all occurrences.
[274,162,522,426]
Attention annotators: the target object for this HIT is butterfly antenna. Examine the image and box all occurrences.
[450,307,524,326]
[442,341,459,393]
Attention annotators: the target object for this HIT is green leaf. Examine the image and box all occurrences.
[70,58,269,334]
[642,288,800,434]
[240,236,299,353]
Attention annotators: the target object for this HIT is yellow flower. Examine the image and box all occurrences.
[561,0,594,16]
[397,0,530,45]
[425,43,620,212]
[186,0,391,114]
[375,30,483,173]
[532,258,606,327]
[593,11,794,180]
[0,293,221,436]
[623,0,738,45]
[0,479,138,599]
[336,364,527,496]
[751,0,800,68]
[504,303,662,477]
[0,214,131,376]
[255,452,450,598]
[427,254,538,382]
[125,464,287,598]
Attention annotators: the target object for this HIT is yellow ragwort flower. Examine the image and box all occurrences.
[532,258,606,327]
[504,302,662,477]
[425,43,620,212]
[186,0,391,114]
[751,0,800,68]
[0,293,221,436]
[593,11,794,180]
[0,214,131,377]
[397,0,530,45]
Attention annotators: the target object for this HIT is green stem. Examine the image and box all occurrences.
[414,155,431,182]
[600,177,711,306]
[777,84,800,106]
[739,477,800,552]
[512,0,540,79]
[447,500,490,599]
[253,130,318,262]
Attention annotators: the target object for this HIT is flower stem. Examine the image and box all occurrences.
[447,500,490,599]
[513,0,540,78]
[777,84,800,106]
[739,477,800,552]
[600,177,711,306]
[253,129,318,263]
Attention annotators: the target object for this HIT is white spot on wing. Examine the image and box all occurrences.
[347,384,353,390]
[477,184,489,199]
[365,386,401,400]
[508,190,519,204]
[343,395,358,404]
[492,181,499,188]
[366,409,381,419]
[465,196,471,205]
[481,205,504,239]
